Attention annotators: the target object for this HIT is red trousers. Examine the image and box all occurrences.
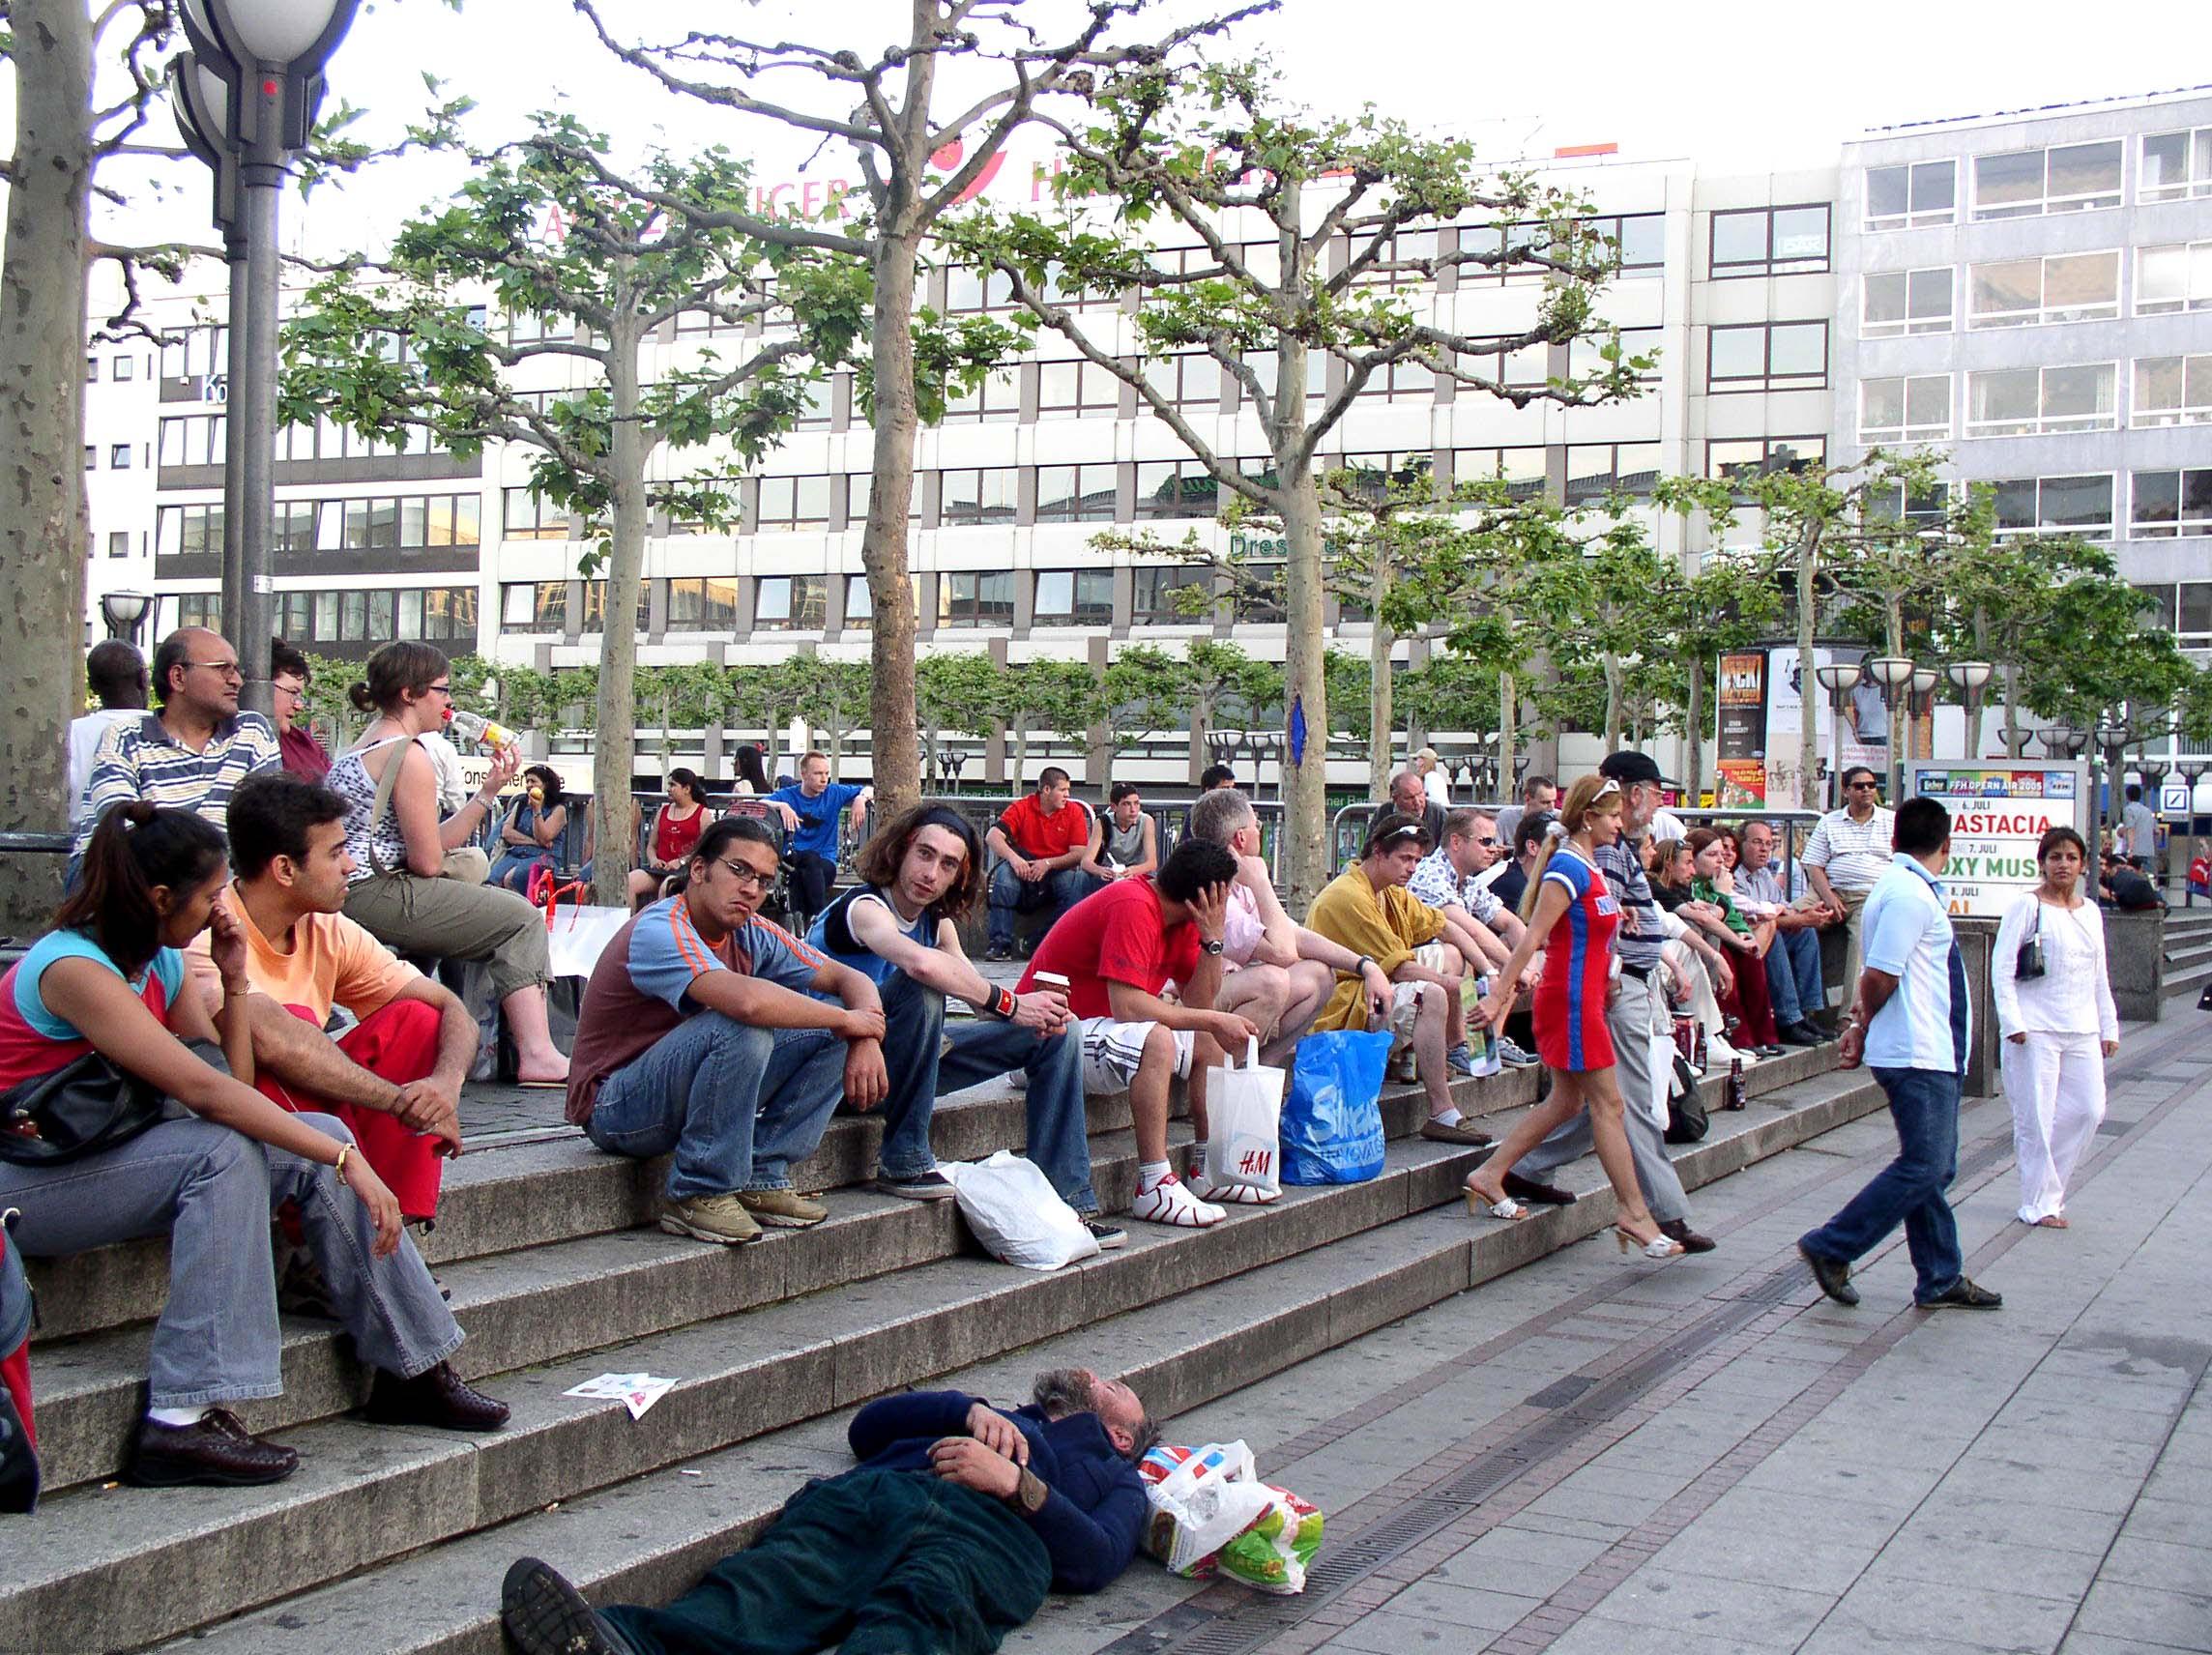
[1718,943,1780,1047]
[256,999,448,1221]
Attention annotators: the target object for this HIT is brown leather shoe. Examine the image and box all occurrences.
[1419,1117,1495,1147]
[1659,1218,1717,1254]
[364,1362,510,1432]
[124,1408,300,1488]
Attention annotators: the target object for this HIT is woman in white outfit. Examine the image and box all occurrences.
[1992,826,2119,1229]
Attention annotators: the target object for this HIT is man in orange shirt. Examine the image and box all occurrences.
[189,772,480,1222]
[984,768,1095,960]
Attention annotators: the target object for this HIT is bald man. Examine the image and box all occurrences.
[72,626,280,860]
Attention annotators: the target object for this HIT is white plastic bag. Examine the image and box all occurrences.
[1204,1038,1285,1199]
[941,1150,1101,1271]
[1138,1439,1326,1593]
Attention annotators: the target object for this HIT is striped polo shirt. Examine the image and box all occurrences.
[72,711,280,857]
[1594,838,1665,973]
[1803,805,1895,894]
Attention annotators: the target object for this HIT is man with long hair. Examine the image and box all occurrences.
[810,806,1121,1245]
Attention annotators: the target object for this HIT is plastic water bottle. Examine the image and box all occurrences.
[446,708,518,750]
[1471,975,1502,1077]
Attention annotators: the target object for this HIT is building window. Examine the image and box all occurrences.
[1142,354,1223,412]
[2138,241,2212,315]
[1858,375,1953,445]
[1348,227,1441,291]
[1707,204,1830,277]
[506,312,576,344]
[1455,336,1551,391]
[1033,569,1114,626]
[756,475,833,531]
[156,503,226,557]
[1705,321,1826,392]
[110,355,134,382]
[1133,461,1221,521]
[1864,160,1956,230]
[83,447,96,472]
[1971,141,2122,219]
[2133,469,2212,538]
[1866,482,1950,532]
[1335,451,1439,505]
[938,468,1019,527]
[1233,564,1285,624]
[502,582,568,634]
[106,531,129,559]
[944,265,1015,314]
[1967,250,2120,329]
[85,357,99,383]
[579,581,651,636]
[941,366,1021,424]
[667,577,741,631]
[1357,357,1437,403]
[1237,349,1326,410]
[109,444,132,470]
[422,587,477,643]
[1450,447,1548,503]
[1861,267,1955,337]
[1582,213,1666,276]
[1706,436,1824,487]
[1563,444,1662,505]
[844,474,921,525]
[2135,356,2212,429]
[503,488,566,541]
[939,571,1014,628]
[1566,327,1663,385]
[158,414,225,467]
[844,577,874,629]
[1992,475,2113,538]
[1037,360,1122,420]
[754,574,827,631]
[275,500,318,555]
[2179,584,2212,643]
[1035,464,1119,523]
[176,593,222,631]
[1965,363,2117,437]
[2141,128,2212,202]
[1131,564,1211,624]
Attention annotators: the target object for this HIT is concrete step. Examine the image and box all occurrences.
[2163,937,2212,970]
[153,1063,1887,1655]
[2161,958,2212,1000]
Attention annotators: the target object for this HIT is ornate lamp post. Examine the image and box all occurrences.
[99,591,154,646]
[1945,659,1994,761]
[1865,655,1917,801]
[1814,662,1857,808]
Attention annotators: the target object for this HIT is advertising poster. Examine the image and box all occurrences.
[1906,762,2085,918]
[1764,647,1930,806]
[1715,653,1767,808]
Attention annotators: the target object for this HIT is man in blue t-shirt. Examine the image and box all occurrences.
[810,805,1121,1247]
[765,750,874,928]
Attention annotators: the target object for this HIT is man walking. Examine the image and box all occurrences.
[1798,797,2001,1312]
[1498,753,1715,1251]
[1803,765,1894,997]
[1736,819,1834,1045]
[2121,784,2159,875]
[984,768,1094,960]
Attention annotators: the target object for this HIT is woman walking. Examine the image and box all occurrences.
[1463,775,1683,1259]
[1993,827,2119,1228]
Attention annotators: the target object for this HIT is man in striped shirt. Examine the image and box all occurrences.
[1803,766,1896,1003]
[72,628,279,861]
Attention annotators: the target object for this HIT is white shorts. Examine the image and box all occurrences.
[1388,980,1429,1038]
[1412,941,1454,973]
[1077,1017,1196,1095]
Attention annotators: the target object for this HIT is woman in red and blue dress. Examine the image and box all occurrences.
[1461,774,1684,1259]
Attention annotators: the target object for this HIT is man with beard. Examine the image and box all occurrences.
[502,1367,1158,1655]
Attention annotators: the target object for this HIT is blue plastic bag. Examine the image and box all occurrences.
[1279,1030,1391,1185]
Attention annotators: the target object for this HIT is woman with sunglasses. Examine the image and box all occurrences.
[330,643,568,1087]
[1463,774,1684,1259]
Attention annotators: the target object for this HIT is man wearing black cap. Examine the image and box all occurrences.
[1498,753,1715,1251]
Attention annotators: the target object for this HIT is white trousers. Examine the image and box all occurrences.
[2001,1030,2107,1223]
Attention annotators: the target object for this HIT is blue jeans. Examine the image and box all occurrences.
[488,848,549,892]
[986,863,1090,950]
[1801,1065,1964,1303]
[586,1012,847,1198]
[1764,928,1825,1025]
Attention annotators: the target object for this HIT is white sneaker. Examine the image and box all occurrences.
[1194,1177,1280,1205]
[1128,1175,1227,1228]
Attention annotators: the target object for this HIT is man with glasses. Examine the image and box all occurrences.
[1406,809,1540,1070]
[1805,766,1895,1007]
[270,637,329,782]
[73,626,279,865]
[566,818,899,1246]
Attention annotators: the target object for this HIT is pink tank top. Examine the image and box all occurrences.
[1223,880,1266,967]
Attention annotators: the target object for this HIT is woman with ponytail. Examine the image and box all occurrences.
[1462,775,1685,1259]
[330,643,568,1086]
[0,805,507,1491]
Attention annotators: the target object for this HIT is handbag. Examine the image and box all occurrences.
[0,1050,180,1167]
[2015,900,2047,981]
[1663,1053,1709,1145]
[363,735,488,885]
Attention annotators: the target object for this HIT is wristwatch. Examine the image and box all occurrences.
[1006,1468,1049,1515]
[1200,938,1226,956]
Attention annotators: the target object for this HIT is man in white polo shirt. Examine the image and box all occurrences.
[1803,765,1895,1006]
[1798,797,2001,1312]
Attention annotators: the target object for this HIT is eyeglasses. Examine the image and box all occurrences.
[270,680,306,700]
[1848,780,1878,790]
[186,659,244,681]
[425,682,453,698]
[716,859,774,892]
[1474,836,1499,848]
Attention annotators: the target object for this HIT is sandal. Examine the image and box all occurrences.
[1463,1177,1528,1222]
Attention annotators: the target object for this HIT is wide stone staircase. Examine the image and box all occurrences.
[4,1045,1882,1654]
[2162,905,2212,1006]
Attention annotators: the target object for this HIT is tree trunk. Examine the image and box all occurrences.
[1602,651,1623,749]
[1368,559,1393,801]
[1279,447,1329,914]
[1796,526,1820,811]
[0,0,93,928]
[861,233,923,814]
[590,309,644,907]
[1885,597,1906,802]
[1684,663,1705,807]
[1499,668,1517,802]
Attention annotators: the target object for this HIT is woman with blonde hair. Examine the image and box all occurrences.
[1463,774,1683,1258]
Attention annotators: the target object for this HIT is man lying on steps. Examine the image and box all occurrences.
[503,1366,1157,1655]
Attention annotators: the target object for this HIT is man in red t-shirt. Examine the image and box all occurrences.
[984,767,1094,960]
[1019,838,1261,1229]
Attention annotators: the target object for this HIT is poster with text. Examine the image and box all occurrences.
[1906,763,2086,918]
[1715,653,1767,807]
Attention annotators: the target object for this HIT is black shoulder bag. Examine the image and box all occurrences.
[0,1039,215,1167]
[2015,900,2047,982]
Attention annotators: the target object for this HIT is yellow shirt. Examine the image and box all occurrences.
[1305,867,1443,1031]
[185,882,420,1025]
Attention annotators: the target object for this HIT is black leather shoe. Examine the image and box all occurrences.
[1920,1279,2003,1310]
[364,1362,510,1432]
[1659,1218,1716,1254]
[1502,1172,1576,1206]
[502,1557,641,1655]
[1798,1240,1860,1306]
[124,1408,299,1488]
[1777,1022,1823,1047]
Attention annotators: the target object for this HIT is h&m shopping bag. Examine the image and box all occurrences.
[1203,1037,1285,1200]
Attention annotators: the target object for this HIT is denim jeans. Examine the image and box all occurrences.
[1764,927,1825,1026]
[0,1113,461,1409]
[986,863,1091,950]
[1801,1065,1964,1303]
[870,974,1096,1211]
[586,1011,847,1198]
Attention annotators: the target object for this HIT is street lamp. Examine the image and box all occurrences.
[173,0,360,717]
[100,591,154,644]
[1815,663,1857,808]
[1946,660,1994,761]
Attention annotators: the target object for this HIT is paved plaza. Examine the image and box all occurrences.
[970,1010,2212,1655]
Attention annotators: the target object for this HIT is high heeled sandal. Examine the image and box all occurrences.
[1464,1179,1529,1221]
[1615,1224,1686,1260]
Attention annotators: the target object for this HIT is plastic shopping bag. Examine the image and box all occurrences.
[941,1151,1101,1271]
[1203,1038,1285,1200]
[1139,1440,1324,1593]
[1278,1029,1390,1185]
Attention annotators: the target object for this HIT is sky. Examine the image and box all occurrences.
[62,0,2212,262]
